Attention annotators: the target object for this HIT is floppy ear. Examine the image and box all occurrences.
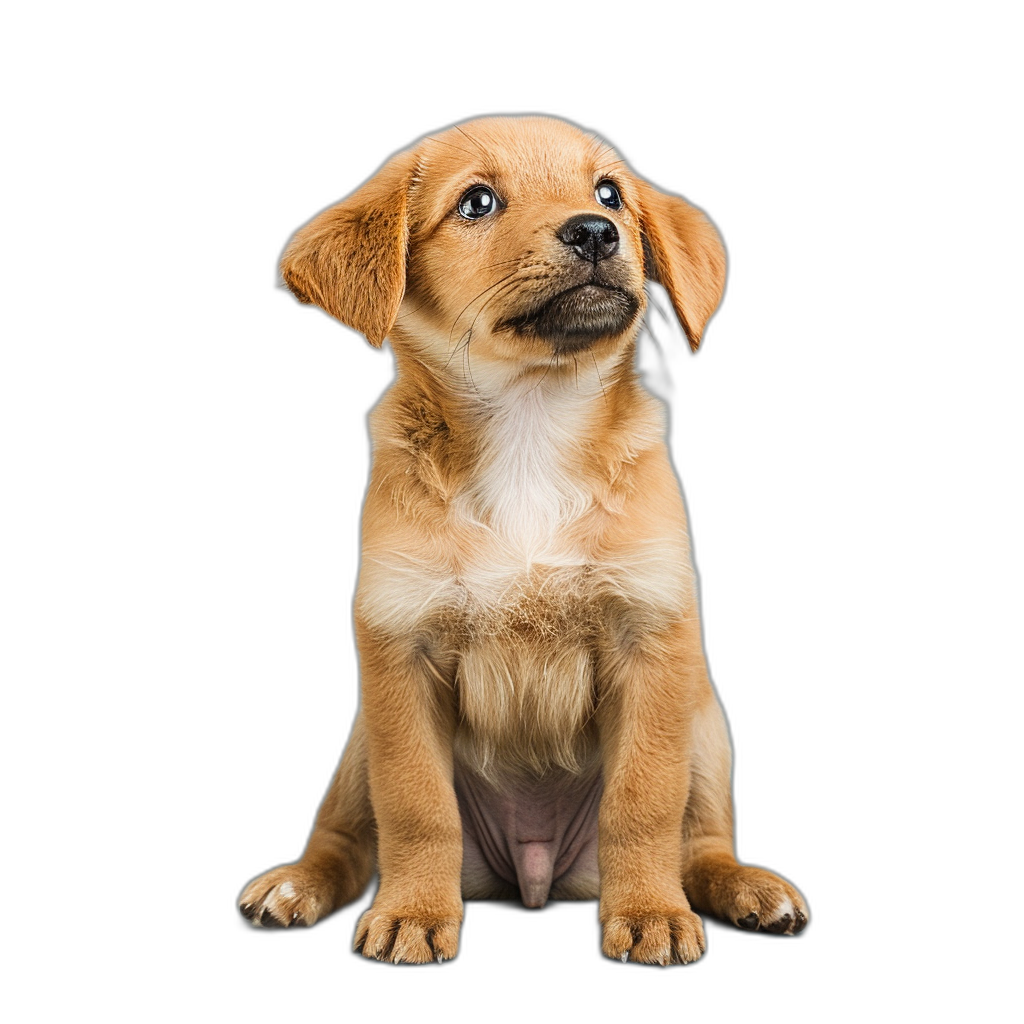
[636,182,726,352]
[280,148,418,347]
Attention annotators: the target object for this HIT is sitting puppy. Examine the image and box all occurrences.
[239,116,808,964]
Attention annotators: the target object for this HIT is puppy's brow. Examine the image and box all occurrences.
[594,159,627,179]
[453,124,489,159]
[587,137,618,162]
[426,136,476,158]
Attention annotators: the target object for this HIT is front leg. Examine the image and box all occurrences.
[597,613,707,965]
[353,622,463,963]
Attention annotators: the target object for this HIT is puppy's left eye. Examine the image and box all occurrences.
[595,180,622,210]
[458,185,498,220]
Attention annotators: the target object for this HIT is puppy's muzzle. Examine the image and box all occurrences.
[495,214,638,352]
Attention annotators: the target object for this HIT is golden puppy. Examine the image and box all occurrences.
[239,116,808,964]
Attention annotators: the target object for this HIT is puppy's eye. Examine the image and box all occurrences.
[595,180,622,210]
[458,185,498,220]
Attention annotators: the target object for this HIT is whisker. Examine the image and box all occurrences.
[462,329,480,395]
[598,153,626,174]
[477,257,528,272]
[589,135,622,168]
[522,356,554,398]
[425,136,475,158]
[448,267,525,346]
[393,294,432,322]
[444,329,473,371]
[454,124,488,158]
[590,351,609,402]
[467,275,530,333]
[446,272,548,386]
[447,261,551,347]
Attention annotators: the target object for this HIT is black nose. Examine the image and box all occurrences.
[558,214,619,263]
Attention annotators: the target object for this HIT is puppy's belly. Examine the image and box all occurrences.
[443,572,602,906]
[455,764,601,907]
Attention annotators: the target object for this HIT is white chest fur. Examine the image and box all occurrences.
[459,373,596,561]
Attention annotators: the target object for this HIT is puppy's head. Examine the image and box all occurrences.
[281,117,725,376]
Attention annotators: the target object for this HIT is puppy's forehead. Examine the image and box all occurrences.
[416,117,620,201]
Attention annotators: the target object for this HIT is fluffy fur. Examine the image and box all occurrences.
[239,116,808,964]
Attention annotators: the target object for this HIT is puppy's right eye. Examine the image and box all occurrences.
[458,186,498,220]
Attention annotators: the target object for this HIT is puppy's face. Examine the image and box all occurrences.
[281,117,726,376]
[399,118,646,370]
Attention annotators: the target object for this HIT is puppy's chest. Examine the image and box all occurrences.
[360,485,612,646]
[445,412,604,643]
[449,540,600,645]
[388,388,612,642]
[368,374,693,652]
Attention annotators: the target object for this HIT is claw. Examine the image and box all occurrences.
[259,908,282,928]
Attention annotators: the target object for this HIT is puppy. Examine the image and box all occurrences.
[239,116,808,964]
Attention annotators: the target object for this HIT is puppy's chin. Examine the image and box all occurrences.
[496,284,640,354]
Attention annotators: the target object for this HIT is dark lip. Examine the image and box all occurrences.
[495,281,640,348]
[558,281,622,296]
[495,282,630,329]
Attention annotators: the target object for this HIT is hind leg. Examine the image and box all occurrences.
[239,713,376,927]
[681,696,809,935]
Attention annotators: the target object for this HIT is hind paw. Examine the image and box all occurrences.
[239,864,334,928]
[707,865,809,935]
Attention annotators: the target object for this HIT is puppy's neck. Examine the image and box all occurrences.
[465,363,605,545]
[388,348,659,547]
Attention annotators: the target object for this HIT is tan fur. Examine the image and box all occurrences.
[239,116,808,964]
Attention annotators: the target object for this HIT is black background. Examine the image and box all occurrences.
[197,83,856,995]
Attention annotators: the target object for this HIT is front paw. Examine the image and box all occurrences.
[602,906,706,965]
[239,863,333,928]
[354,900,462,964]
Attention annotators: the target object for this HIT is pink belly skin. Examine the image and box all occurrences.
[455,767,603,907]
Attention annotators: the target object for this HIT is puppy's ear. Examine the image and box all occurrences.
[636,182,726,352]
[280,148,418,347]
